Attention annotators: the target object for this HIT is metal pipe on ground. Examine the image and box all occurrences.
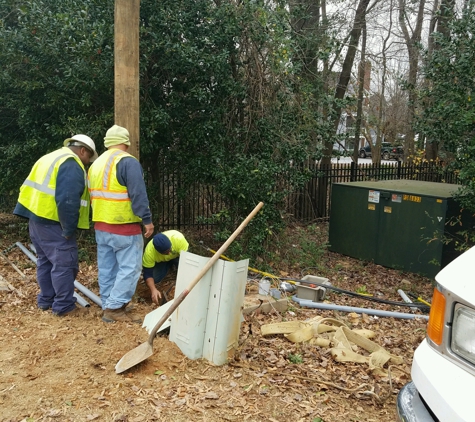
[16,241,101,307]
[15,242,37,264]
[397,289,415,313]
[74,281,102,307]
[291,296,429,321]
[398,289,413,303]
[74,292,90,307]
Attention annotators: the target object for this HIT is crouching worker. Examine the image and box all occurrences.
[142,231,189,305]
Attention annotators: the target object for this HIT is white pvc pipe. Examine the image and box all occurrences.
[16,241,37,264]
[74,292,90,307]
[74,281,102,307]
[292,296,428,321]
[397,289,413,304]
[16,241,102,307]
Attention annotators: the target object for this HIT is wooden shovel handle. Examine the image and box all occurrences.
[147,201,264,343]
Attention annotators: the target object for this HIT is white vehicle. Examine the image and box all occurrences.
[396,245,475,421]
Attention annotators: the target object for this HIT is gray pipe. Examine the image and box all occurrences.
[16,241,102,307]
[74,281,102,307]
[292,296,428,321]
[397,289,412,304]
[16,242,37,264]
[74,292,90,307]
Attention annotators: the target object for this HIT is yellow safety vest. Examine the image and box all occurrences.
[142,230,189,269]
[88,149,142,224]
[18,147,90,229]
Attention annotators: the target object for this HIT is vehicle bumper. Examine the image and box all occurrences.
[396,382,435,422]
[410,339,475,421]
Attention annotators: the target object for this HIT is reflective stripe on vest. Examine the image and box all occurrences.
[89,150,130,200]
[18,147,90,228]
[22,152,74,196]
[88,149,142,224]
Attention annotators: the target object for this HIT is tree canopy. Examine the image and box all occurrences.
[1,0,475,256]
[417,3,475,212]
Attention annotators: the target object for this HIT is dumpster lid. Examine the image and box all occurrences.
[335,180,461,198]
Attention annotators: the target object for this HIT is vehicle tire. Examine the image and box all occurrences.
[359,151,366,158]
[382,151,390,160]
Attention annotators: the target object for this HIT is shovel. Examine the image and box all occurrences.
[115,201,264,374]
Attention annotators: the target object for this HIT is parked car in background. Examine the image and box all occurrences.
[359,142,403,160]
[396,246,475,421]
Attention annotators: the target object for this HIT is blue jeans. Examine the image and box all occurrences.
[95,230,143,310]
[29,220,78,315]
[153,258,180,285]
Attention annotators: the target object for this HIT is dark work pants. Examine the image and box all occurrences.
[29,220,78,315]
[153,258,180,285]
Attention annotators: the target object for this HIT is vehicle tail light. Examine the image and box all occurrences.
[427,288,446,345]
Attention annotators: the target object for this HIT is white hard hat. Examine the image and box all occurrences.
[64,134,98,162]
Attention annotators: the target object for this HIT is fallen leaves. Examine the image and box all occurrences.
[0,220,434,422]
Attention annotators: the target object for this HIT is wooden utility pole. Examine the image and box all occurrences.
[114,0,140,159]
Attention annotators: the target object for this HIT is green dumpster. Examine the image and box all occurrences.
[328,180,471,278]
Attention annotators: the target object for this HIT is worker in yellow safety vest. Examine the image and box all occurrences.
[88,125,154,324]
[142,231,189,304]
[14,134,98,317]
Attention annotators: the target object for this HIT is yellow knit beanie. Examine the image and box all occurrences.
[104,125,131,148]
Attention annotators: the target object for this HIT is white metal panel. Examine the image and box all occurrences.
[202,258,248,365]
[169,251,213,359]
[142,300,175,334]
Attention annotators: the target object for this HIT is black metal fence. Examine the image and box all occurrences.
[148,171,226,230]
[3,161,458,228]
[288,161,459,223]
[151,160,458,228]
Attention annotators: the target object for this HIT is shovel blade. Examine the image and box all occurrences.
[115,341,153,374]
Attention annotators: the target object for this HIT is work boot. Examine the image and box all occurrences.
[121,302,135,312]
[55,306,89,317]
[102,307,142,324]
[120,303,142,324]
[38,305,52,311]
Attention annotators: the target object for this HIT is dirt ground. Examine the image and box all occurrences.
[0,215,434,422]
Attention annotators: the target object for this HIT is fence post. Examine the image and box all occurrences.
[350,161,356,182]
[397,160,402,179]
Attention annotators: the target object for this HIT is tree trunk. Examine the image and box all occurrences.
[398,0,426,162]
[290,0,321,151]
[321,0,371,165]
[352,21,367,164]
[425,0,454,160]
[424,0,440,160]
[373,0,394,164]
